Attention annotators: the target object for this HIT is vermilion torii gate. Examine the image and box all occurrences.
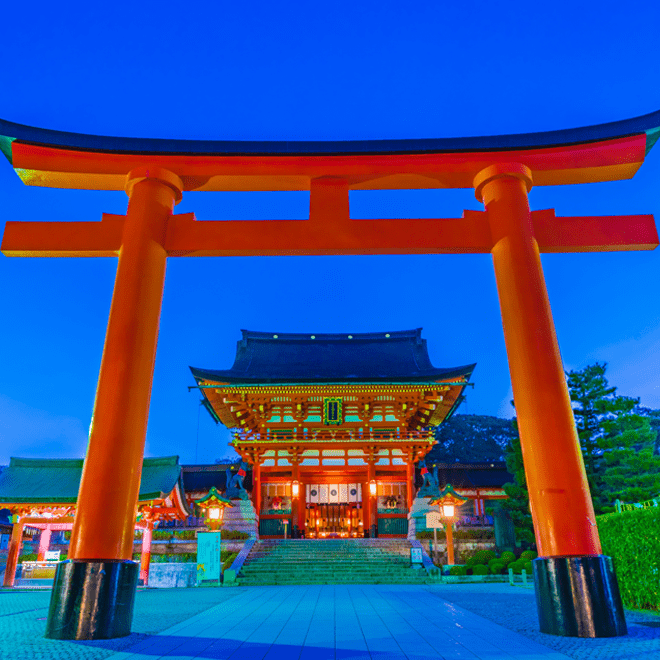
[1,110,659,640]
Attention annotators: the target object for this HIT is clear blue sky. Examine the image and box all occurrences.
[1,1,659,464]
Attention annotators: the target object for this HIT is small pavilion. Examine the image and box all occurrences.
[0,456,190,587]
[191,328,474,539]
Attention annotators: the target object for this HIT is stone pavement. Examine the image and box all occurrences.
[1,583,659,660]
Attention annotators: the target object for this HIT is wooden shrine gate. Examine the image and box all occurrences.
[1,110,659,639]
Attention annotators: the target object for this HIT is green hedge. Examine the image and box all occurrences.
[598,508,660,611]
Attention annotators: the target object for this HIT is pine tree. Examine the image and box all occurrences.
[567,362,660,513]
[599,412,660,509]
[501,425,536,546]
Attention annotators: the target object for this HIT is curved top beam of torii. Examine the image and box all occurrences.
[1,109,659,192]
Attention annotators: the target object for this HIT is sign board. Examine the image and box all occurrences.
[197,531,221,584]
[426,511,444,529]
[410,547,423,566]
[44,550,61,562]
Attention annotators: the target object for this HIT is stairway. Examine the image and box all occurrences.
[237,538,432,585]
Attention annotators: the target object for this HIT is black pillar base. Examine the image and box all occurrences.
[533,555,627,637]
[370,524,377,538]
[45,560,138,640]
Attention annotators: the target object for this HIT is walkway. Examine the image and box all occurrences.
[2,584,660,660]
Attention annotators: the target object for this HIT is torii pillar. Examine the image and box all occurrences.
[475,163,626,637]
[45,167,182,640]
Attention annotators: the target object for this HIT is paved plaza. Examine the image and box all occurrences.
[1,583,660,660]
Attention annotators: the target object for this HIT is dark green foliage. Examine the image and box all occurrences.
[568,363,660,513]
[449,565,467,576]
[509,559,526,574]
[466,549,496,566]
[150,553,197,563]
[523,561,533,573]
[430,414,516,462]
[501,421,536,546]
[18,552,37,561]
[416,528,494,541]
[490,562,505,574]
[471,564,489,575]
[520,550,537,561]
[598,508,660,611]
[222,551,239,573]
[499,551,516,566]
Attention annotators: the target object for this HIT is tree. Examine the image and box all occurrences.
[501,423,536,546]
[430,414,515,463]
[566,362,660,513]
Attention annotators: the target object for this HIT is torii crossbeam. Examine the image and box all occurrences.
[2,109,659,640]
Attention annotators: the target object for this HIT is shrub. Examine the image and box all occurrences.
[520,550,537,561]
[598,508,660,611]
[499,551,516,566]
[490,562,505,575]
[221,530,249,540]
[487,558,501,569]
[449,565,466,576]
[18,553,37,562]
[523,561,533,573]
[466,550,496,566]
[222,551,239,573]
[472,564,489,575]
[510,560,525,574]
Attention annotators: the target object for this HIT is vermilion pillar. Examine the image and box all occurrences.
[46,167,183,640]
[37,527,52,562]
[140,524,154,586]
[3,518,24,587]
[475,163,626,637]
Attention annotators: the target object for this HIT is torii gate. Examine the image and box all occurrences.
[1,110,659,640]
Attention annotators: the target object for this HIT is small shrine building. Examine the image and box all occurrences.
[191,329,475,538]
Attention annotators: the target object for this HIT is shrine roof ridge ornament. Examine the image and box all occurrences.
[190,328,476,385]
[2,109,660,191]
[1,109,660,158]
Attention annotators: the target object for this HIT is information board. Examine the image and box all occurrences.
[197,531,222,584]
[44,550,61,562]
[410,547,423,566]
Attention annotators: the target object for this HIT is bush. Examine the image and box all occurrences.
[520,550,537,561]
[523,561,533,573]
[466,550,496,566]
[18,553,37,562]
[490,562,505,575]
[472,564,489,575]
[509,560,526,574]
[499,551,516,566]
[449,565,466,576]
[598,508,660,611]
[222,551,239,573]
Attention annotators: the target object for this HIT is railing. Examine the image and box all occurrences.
[615,497,660,513]
[457,515,493,527]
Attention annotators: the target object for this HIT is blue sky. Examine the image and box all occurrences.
[1,1,659,464]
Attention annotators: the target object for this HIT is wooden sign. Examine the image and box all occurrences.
[426,511,444,529]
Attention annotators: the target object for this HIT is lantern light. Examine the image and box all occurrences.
[209,507,221,520]
[292,480,300,498]
[442,504,455,518]
[369,480,377,497]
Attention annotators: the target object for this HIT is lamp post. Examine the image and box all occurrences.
[369,479,377,538]
[430,484,467,567]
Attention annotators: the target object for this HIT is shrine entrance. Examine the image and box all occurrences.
[304,482,363,538]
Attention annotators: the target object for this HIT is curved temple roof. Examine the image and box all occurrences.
[0,456,190,507]
[190,328,475,385]
[1,109,659,191]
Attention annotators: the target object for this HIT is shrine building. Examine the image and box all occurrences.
[190,329,474,539]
